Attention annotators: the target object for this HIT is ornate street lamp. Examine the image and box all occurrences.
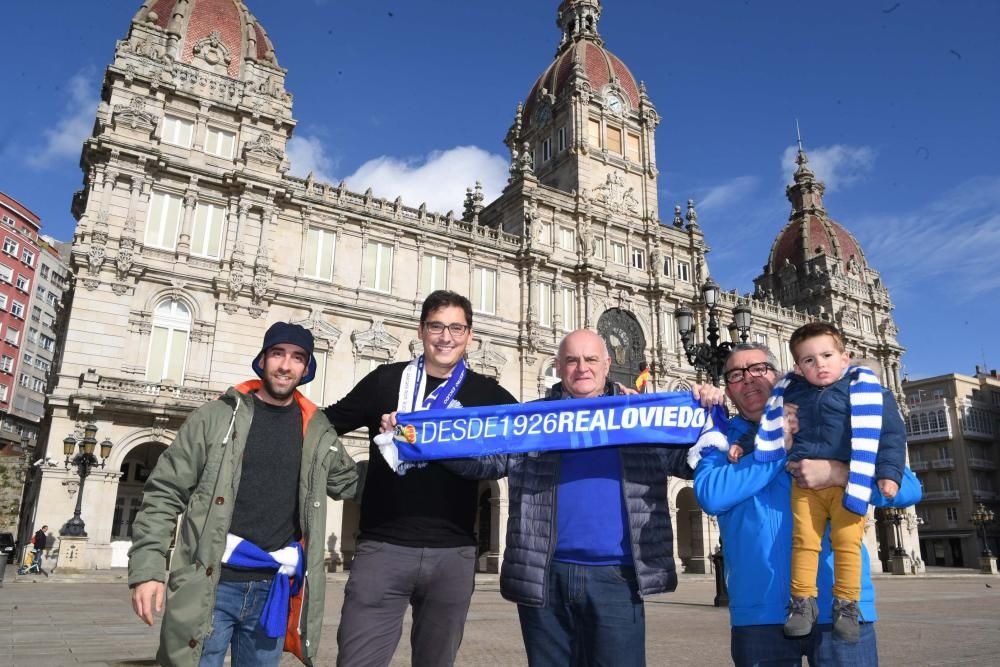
[675,280,753,607]
[971,504,995,558]
[60,423,113,537]
[675,278,753,386]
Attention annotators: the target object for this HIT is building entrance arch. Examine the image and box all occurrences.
[110,442,167,566]
[596,308,646,388]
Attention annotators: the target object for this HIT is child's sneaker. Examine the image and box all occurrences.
[783,596,818,638]
[832,598,860,642]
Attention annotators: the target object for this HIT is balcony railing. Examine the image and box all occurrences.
[968,458,997,471]
[972,490,998,501]
[921,490,960,502]
[909,460,929,472]
[931,458,955,470]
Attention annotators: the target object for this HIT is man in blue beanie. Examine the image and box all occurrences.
[129,321,359,667]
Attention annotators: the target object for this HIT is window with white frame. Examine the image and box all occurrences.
[611,241,626,265]
[861,314,873,333]
[538,283,554,327]
[559,227,575,251]
[146,299,191,383]
[31,377,44,393]
[677,260,691,282]
[946,506,958,522]
[2,238,17,256]
[145,191,183,250]
[0,356,12,373]
[363,241,393,292]
[0,295,6,311]
[539,221,552,245]
[593,236,605,259]
[5,327,19,346]
[0,264,11,283]
[562,287,577,331]
[304,227,337,281]
[753,332,768,346]
[420,254,447,295]
[39,334,54,352]
[22,354,31,367]
[1,216,13,227]
[191,202,226,258]
[662,257,672,277]
[35,358,51,372]
[298,349,327,405]
[204,126,236,158]
[0,384,8,402]
[162,115,194,148]
[542,138,552,162]
[27,327,36,343]
[45,291,58,306]
[39,265,49,279]
[18,373,30,388]
[631,248,645,270]
[10,302,24,318]
[20,249,34,266]
[15,274,28,291]
[473,267,497,315]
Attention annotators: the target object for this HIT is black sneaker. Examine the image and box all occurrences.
[783,596,818,638]
[832,598,861,642]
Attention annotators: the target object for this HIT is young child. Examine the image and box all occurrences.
[747,322,906,642]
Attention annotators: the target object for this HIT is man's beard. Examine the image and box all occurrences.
[262,372,297,401]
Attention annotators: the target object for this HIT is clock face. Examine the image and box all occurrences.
[535,105,552,127]
[607,93,624,114]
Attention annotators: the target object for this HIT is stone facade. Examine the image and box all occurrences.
[28,0,913,573]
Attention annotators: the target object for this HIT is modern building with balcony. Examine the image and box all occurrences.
[903,367,1000,567]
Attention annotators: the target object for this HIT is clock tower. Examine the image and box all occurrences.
[508,0,661,220]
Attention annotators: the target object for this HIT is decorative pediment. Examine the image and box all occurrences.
[592,172,639,215]
[466,338,508,379]
[291,310,343,348]
[352,320,400,360]
[113,95,158,131]
[191,31,232,73]
[243,132,284,165]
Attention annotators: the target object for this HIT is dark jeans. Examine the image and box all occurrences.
[731,622,878,666]
[518,560,646,667]
[336,540,477,667]
[199,579,283,667]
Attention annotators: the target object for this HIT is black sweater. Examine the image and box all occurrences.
[325,361,517,548]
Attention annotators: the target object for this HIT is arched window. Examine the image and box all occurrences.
[146,299,191,383]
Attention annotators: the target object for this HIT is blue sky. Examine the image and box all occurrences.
[2,1,997,380]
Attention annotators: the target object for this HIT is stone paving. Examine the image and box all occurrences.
[1,570,998,665]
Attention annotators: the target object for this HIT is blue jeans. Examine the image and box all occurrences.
[518,560,646,667]
[199,579,284,667]
[731,622,878,666]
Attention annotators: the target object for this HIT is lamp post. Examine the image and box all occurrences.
[674,278,753,386]
[970,503,996,574]
[675,279,752,608]
[883,507,911,574]
[59,423,112,538]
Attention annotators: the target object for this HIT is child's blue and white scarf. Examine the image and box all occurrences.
[220,534,303,638]
[753,365,883,515]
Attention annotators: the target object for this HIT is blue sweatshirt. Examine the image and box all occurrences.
[694,416,922,626]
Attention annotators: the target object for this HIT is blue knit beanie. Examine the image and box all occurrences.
[252,322,316,385]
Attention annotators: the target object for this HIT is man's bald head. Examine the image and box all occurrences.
[555,329,612,398]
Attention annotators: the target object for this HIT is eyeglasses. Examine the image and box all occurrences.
[723,362,775,385]
[423,321,469,337]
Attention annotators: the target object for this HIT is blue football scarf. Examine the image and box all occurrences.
[220,535,304,638]
[378,390,728,471]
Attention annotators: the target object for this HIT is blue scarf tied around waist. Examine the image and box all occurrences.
[376,390,728,472]
[220,535,304,638]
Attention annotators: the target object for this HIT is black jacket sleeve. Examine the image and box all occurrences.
[324,366,383,436]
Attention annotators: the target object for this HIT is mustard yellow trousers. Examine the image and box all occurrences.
[790,485,866,601]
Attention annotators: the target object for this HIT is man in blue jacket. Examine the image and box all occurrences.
[693,343,921,666]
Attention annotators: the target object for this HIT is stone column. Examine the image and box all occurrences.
[177,189,196,257]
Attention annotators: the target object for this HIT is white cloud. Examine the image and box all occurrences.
[344,146,509,215]
[781,144,876,192]
[855,175,1000,300]
[286,134,338,184]
[28,68,99,169]
[697,176,759,213]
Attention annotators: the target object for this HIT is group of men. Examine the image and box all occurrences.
[128,289,917,666]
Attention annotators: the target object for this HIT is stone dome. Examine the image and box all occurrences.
[522,0,640,129]
[133,0,278,78]
[767,214,869,275]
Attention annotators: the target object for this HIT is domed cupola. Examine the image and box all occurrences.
[522,0,641,131]
[133,0,279,79]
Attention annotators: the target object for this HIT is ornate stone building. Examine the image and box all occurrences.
[29,0,917,573]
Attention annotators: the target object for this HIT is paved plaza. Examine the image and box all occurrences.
[1,570,998,665]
